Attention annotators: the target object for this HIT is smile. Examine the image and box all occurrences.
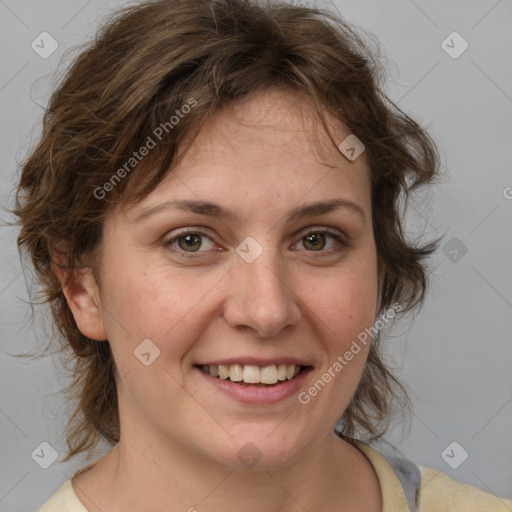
[193,362,314,404]
[196,363,306,386]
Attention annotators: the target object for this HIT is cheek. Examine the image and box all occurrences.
[300,263,377,420]
[303,258,378,340]
[98,260,224,361]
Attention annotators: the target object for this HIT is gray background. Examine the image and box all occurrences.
[1,0,511,510]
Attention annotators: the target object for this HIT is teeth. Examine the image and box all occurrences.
[229,364,243,382]
[243,365,261,383]
[219,364,230,380]
[201,363,304,384]
[260,365,278,384]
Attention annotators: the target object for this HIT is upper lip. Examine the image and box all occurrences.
[195,357,312,367]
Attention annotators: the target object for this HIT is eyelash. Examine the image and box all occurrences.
[163,227,348,258]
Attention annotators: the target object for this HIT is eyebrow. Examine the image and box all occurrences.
[132,198,366,225]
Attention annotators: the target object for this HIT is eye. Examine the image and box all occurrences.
[163,227,348,258]
[293,228,347,253]
[164,229,218,255]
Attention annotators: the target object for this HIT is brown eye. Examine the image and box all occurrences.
[303,232,326,251]
[294,229,347,254]
[164,229,217,255]
[177,233,202,252]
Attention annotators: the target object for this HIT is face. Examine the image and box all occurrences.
[70,89,379,469]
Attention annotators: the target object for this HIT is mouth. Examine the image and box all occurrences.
[193,363,312,387]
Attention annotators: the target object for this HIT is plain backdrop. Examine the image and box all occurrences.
[0,0,511,510]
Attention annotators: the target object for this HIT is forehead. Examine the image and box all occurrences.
[121,89,371,221]
[181,88,360,170]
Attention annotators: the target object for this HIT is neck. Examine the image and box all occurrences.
[72,426,373,512]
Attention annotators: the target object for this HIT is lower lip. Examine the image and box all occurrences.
[194,366,313,404]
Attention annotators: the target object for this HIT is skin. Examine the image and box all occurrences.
[57,88,383,512]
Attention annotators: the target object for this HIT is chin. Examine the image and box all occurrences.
[203,428,311,471]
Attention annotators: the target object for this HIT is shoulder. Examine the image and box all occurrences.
[350,438,512,512]
[38,480,88,512]
[417,465,512,512]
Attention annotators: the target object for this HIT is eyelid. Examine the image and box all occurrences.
[297,225,347,239]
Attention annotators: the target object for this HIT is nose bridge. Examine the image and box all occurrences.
[224,238,300,337]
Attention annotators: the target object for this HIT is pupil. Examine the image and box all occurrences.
[305,233,325,251]
[179,234,201,251]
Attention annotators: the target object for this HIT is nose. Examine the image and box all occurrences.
[222,247,301,338]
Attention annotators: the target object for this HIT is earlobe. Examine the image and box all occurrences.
[52,257,108,341]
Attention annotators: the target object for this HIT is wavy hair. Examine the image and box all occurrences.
[14,0,441,460]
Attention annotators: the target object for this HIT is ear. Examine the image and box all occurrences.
[52,254,108,341]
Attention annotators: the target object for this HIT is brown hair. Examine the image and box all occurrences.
[14,0,441,460]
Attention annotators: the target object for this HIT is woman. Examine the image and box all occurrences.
[14,0,511,510]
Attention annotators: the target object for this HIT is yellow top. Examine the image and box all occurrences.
[353,441,512,512]
[39,441,512,511]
